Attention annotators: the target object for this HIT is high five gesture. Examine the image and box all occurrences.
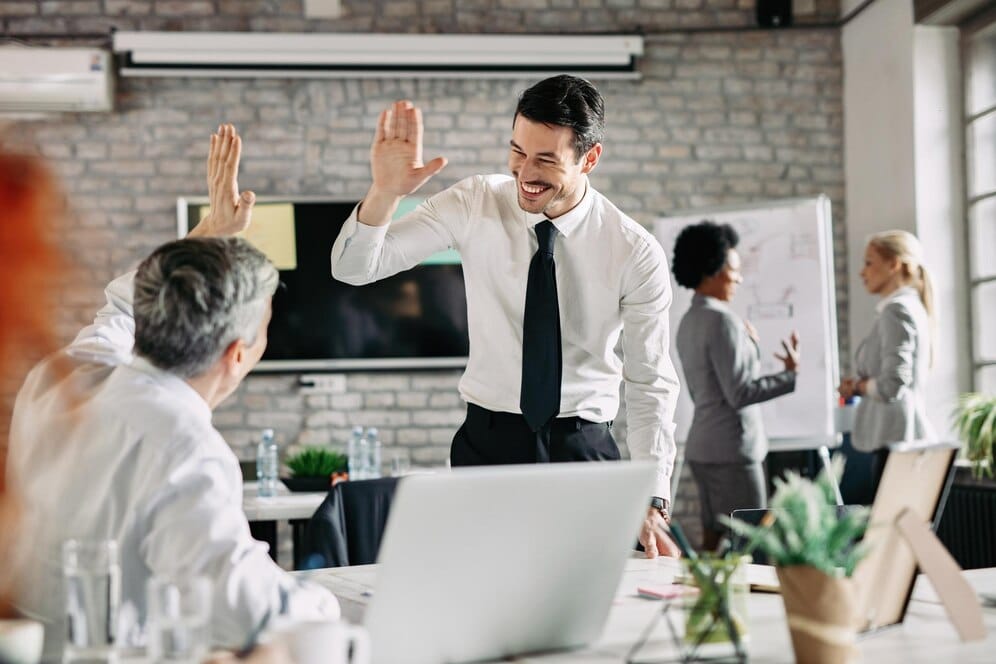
[360,100,447,227]
[190,123,256,239]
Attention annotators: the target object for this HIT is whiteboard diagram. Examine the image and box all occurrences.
[654,196,839,447]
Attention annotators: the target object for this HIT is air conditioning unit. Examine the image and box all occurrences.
[112,32,644,80]
[0,47,114,114]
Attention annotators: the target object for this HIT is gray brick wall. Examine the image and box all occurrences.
[2,0,841,34]
[1,1,844,545]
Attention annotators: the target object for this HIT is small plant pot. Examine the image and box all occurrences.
[777,565,858,664]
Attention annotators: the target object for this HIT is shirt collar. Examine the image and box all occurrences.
[523,178,594,239]
[127,355,213,424]
[692,293,726,309]
[876,285,918,313]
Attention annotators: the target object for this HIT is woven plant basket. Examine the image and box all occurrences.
[776,565,859,664]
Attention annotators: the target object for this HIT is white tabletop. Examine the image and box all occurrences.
[242,481,327,521]
[298,556,996,663]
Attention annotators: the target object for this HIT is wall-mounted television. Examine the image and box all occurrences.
[177,197,469,372]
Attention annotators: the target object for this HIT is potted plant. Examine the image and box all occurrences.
[724,464,869,664]
[953,392,996,479]
[282,446,348,492]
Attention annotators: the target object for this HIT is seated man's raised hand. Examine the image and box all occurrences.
[190,123,256,239]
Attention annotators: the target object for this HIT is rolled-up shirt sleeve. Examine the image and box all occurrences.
[66,271,139,367]
[620,240,680,501]
[330,177,478,285]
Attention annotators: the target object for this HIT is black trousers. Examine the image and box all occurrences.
[869,447,890,501]
[450,403,620,466]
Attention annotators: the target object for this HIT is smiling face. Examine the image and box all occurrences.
[701,248,743,302]
[508,114,601,219]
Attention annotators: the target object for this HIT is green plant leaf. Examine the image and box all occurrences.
[285,446,348,478]
[952,392,996,478]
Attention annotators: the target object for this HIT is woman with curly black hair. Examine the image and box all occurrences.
[672,221,800,551]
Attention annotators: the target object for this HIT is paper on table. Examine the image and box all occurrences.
[672,563,780,593]
[744,563,780,593]
[198,203,297,270]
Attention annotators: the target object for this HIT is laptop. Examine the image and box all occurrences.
[363,461,656,664]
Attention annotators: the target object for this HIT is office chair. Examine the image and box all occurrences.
[299,476,399,568]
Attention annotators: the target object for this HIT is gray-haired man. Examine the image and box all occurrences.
[7,126,338,660]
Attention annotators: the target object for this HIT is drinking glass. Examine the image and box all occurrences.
[390,454,411,477]
[145,576,212,663]
[62,539,120,663]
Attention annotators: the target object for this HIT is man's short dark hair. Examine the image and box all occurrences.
[514,74,605,159]
[671,221,740,290]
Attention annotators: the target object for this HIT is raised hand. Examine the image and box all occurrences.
[775,330,800,373]
[370,100,447,197]
[189,124,255,239]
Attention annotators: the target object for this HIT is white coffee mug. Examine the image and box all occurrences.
[0,619,44,664]
[284,620,370,664]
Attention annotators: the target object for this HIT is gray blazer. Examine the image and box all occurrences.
[676,294,796,464]
[852,287,935,452]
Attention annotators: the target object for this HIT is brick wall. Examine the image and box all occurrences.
[1,0,844,544]
[2,0,841,34]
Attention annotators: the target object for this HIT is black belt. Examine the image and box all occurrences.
[466,402,611,433]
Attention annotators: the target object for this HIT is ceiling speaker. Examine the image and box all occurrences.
[757,0,793,27]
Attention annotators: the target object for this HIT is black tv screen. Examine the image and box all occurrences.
[177,197,469,371]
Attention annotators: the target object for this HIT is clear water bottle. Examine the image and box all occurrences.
[365,427,382,479]
[347,425,364,480]
[355,427,370,481]
[256,428,279,497]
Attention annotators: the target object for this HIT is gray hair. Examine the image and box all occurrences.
[133,237,279,378]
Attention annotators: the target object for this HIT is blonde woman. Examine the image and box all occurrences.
[839,230,936,495]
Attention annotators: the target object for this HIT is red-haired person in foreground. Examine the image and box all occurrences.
[0,152,64,619]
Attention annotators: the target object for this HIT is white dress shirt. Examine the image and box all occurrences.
[331,174,679,498]
[7,272,338,659]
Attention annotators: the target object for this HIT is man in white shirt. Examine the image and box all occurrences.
[7,126,338,659]
[331,75,681,557]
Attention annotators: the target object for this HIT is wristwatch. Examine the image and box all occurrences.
[650,496,671,524]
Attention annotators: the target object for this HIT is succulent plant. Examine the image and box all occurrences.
[285,446,348,478]
[722,460,869,578]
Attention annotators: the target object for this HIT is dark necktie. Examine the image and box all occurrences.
[520,220,562,432]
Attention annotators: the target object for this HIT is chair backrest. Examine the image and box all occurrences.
[300,477,399,568]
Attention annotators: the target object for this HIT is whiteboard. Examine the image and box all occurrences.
[653,196,839,448]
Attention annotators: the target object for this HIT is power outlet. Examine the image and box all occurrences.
[298,374,347,393]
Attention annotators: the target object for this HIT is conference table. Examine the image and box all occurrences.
[297,555,996,662]
[243,481,327,567]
